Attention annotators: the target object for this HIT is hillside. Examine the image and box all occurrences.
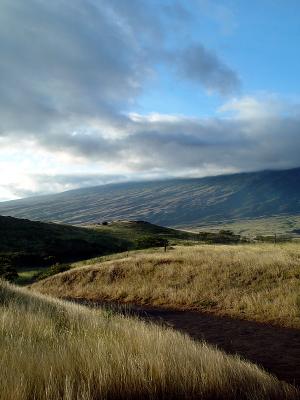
[33,243,300,329]
[0,216,194,282]
[0,168,299,230]
[1,281,296,400]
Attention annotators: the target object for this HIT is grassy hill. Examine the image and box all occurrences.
[33,243,300,329]
[0,168,299,233]
[0,216,197,283]
[90,220,196,243]
[191,215,300,237]
[0,280,296,399]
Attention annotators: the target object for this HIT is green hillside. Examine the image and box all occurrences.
[0,216,196,282]
[90,220,195,242]
[0,168,299,231]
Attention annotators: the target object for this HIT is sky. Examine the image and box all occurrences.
[1,0,300,201]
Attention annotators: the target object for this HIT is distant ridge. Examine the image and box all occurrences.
[0,168,299,227]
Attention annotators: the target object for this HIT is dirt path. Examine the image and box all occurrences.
[70,299,300,387]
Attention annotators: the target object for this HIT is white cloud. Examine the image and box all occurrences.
[219,95,287,119]
[2,94,300,200]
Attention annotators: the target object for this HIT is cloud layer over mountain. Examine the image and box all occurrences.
[0,0,299,199]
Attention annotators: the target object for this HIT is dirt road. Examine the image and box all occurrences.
[70,299,300,387]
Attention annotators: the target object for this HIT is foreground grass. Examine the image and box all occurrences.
[0,281,297,399]
[33,243,300,328]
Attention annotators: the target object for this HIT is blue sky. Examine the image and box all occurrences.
[138,0,300,116]
[0,0,300,200]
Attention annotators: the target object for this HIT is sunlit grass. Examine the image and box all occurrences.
[1,280,297,399]
[33,243,300,328]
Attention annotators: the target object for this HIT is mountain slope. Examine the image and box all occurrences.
[0,168,299,227]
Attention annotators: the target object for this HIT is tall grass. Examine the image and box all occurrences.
[33,243,300,328]
[0,280,297,399]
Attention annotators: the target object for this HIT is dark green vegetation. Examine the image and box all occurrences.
[0,215,127,283]
[0,217,202,283]
[91,220,195,243]
[0,216,243,283]
[0,168,299,233]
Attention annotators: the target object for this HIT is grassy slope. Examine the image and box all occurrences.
[89,220,196,242]
[1,281,297,400]
[0,216,195,283]
[0,215,127,284]
[0,168,299,230]
[0,215,127,260]
[0,217,193,257]
[33,243,300,329]
[189,215,300,237]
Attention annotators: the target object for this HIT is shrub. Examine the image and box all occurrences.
[0,264,18,282]
[37,263,71,281]
[136,236,169,249]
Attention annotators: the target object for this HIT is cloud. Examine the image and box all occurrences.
[175,44,241,95]
[0,173,128,200]
[122,97,300,173]
[2,92,300,201]
[0,0,146,137]
[1,1,299,200]
[0,1,241,175]
[29,96,300,175]
[219,95,286,119]
[0,0,238,137]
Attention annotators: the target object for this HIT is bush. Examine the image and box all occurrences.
[0,264,18,282]
[198,230,241,244]
[37,263,71,281]
[136,236,169,249]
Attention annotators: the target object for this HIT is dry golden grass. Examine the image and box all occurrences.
[0,280,298,399]
[33,243,300,328]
